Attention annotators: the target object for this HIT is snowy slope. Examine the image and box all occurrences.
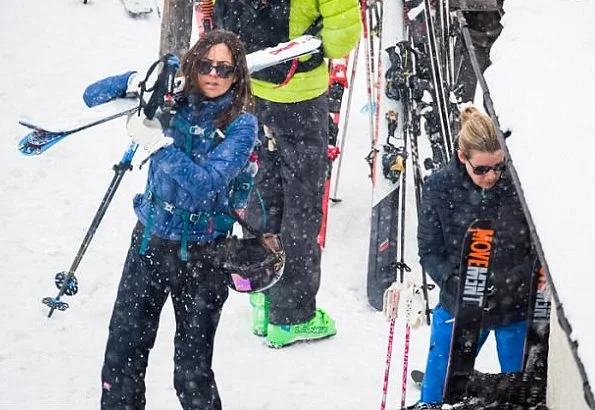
[0,1,513,409]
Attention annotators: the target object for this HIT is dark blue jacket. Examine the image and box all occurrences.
[134,93,257,242]
[417,157,533,327]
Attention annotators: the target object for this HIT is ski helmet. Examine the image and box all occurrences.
[223,233,285,293]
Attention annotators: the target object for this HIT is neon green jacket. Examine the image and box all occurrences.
[252,0,362,103]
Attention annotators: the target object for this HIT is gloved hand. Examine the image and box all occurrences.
[125,72,142,96]
[443,274,460,296]
[126,113,173,154]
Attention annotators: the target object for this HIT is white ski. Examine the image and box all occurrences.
[246,35,321,74]
[121,0,153,17]
[18,34,324,155]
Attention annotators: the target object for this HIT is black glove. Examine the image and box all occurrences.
[443,274,460,297]
[486,260,534,312]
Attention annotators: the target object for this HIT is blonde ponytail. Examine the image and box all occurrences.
[458,105,500,157]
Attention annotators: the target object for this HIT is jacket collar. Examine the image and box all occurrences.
[187,91,233,115]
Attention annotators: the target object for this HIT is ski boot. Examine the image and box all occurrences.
[249,292,269,336]
[266,308,337,348]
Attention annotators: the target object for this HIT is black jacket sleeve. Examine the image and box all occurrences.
[417,176,455,289]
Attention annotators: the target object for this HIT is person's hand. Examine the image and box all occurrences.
[126,113,173,154]
[443,274,460,296]
[125,72,142,96]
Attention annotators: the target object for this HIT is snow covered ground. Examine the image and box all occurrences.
[1,0,589,409]
[0,1,441,408]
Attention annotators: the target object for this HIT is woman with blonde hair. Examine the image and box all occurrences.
[412,105,533,406]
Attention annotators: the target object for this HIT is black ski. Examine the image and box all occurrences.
[523,258,551,370]
[443,219,496,403]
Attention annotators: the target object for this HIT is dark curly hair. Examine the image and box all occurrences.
[181,30,254,129]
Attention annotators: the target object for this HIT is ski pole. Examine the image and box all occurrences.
[380,303,397,410]
[329,41,360,203]
[360,0,377,151]
[400,323,411,409]
[42,142,138,317]
[42,54,179,317]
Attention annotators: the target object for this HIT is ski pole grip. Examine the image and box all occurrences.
[143,54,180,120]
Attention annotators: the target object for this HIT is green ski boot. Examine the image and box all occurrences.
[249,292,269,336]
[266,308,337,348]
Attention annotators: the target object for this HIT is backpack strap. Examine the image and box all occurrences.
[137,121,237,261]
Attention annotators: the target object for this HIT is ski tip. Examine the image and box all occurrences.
[18,134,42,156]
[17,130,68,156]
[411,370,424,387]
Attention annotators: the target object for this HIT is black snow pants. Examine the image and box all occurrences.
[246,94,329,325]
[101,222,229,410]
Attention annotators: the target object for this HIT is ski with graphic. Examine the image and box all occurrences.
[443,219,496,403]
[523,258,551,370]
[519,257,550,405]
[366,0,413,311]
[17,35,323,156]
[18,99,140,155]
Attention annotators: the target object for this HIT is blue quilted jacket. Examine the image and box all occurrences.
[135,92,258,242]
[83,72,258,244]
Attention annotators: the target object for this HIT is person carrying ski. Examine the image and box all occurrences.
[213,0,362,348]
[413,104,533,406]
[93,30,258,410]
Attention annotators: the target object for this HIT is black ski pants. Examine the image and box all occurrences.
[246,94,329,325]
[101,222,229,410]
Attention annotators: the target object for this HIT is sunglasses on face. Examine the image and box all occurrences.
[196,60,236,79]
[467,158,506,176]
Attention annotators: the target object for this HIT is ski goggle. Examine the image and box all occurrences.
[467,159,506,175]
[197,60,236,79]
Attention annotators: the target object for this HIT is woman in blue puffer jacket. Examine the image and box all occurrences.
[88,31,257,410]
[414,105,533,406]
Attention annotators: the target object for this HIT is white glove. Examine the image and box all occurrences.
[126,72,142,96]
[382,279,428,330]
[126,113,173,154]
[402,282,427,330]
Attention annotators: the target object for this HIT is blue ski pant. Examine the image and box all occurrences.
[420,305,527,404]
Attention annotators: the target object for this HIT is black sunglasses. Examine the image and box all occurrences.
[467,158,506,175]
[197,60,236,79]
